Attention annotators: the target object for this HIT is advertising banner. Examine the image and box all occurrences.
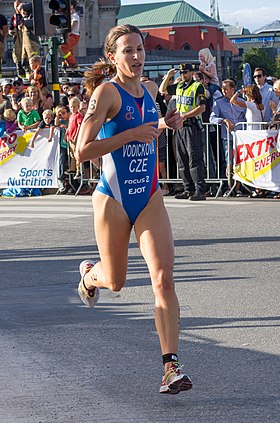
[233,129,280,191]
[0,129,60,188]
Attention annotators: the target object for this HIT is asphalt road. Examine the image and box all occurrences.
[0,194,279,423]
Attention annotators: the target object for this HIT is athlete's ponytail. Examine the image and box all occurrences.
[83,58,116,96]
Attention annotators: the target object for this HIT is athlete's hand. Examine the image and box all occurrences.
[129,121,159,144]
[164,109,184,130]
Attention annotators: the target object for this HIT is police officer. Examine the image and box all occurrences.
[159,63,207,200]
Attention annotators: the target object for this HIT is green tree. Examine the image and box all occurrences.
[242,47,275,76]
[274,54,280,78]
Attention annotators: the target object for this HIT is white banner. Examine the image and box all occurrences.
[233,129,280,192]
[0,129,60,188]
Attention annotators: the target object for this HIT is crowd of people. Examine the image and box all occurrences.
[1,7,280,199]
[0,71,95,195]
[158,53,280,199]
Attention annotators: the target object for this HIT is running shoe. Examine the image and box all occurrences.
[78,260,100,308]
[159,362,193,394]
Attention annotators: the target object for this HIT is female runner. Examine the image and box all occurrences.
[76,24,192,395]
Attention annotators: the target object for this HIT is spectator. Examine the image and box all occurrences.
[198,48,220,96]
[0,84,12,119]
[10,77,25,112]
[0,13,8,78]
[60,0,80,68]
[30,109,55,148]
[41,86,54,111]
[270,79,280,121]
[65,96,83,178]
[29,55,47,88]
[9,1,25,78]
[159,63,207,201]
[17,1,40,76]
[1,79,13,100]
[55,105,70,194]
[3,108,19,134]
[230,85,264,130]
[253,67,278,122]
[194,71,220,196]
[25,85,45,117]
[67,85,81,100]
[17,96,40,132]
[210,79,246,196]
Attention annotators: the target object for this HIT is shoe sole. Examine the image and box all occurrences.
[160,374,193,394]
[78,260,100,308]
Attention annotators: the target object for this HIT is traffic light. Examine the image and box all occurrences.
[20,1,46,36]
[49,0,71,34]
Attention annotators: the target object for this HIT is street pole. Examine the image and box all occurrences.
[42,35,67,107]
[49,36,60,107]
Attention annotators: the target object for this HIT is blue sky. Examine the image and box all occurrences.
[121,1,279,32]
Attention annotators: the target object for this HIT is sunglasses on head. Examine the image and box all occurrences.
[253,74,263,78]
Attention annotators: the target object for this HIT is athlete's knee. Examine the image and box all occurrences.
[152,268,174,296]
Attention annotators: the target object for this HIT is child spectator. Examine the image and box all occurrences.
[3,108,19,133]
[55,105,70,193]
[198,48,220,96]
[30,109,55,148]
[17,96,40,132]
[65,96,83,178]
[29,55,47,88]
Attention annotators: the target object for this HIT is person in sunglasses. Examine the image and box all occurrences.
[253,68,278,122]
[159,63,207,200]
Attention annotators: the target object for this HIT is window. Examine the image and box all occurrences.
[182,43,191,51]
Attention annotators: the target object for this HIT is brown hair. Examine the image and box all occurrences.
[83,24,144,96]
[222,79,236,89]
[245,84,264,109]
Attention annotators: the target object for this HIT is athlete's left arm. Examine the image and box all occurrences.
[145,80,184,130]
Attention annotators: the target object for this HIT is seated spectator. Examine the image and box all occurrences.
[0,84,12,119]
[10,77,25,112]
[30,109,55,148]
[17,96,40,132]
[230,85,264,130]
[28,55,47,88]
[3,108,18,133]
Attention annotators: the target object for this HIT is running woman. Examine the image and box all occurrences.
[75,24,192,395]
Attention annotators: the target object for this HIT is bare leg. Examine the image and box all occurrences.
[134,189,180,371]
[84,191,132,292]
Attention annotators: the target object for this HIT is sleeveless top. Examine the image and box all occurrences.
[96,82,159,224]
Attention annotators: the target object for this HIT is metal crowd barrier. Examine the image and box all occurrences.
[70,122,232,197]
[69,121,276,197]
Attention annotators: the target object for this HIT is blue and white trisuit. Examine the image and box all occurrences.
[96,82,159,224]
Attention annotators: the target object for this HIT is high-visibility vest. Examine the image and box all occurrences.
[175,80,204,114]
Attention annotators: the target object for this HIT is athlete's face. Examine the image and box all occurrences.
[109,32,145,79]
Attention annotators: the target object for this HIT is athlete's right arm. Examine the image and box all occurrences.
[76,83,158,162]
